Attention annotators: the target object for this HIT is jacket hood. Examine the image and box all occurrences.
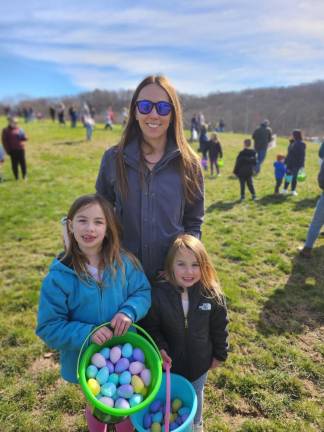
[48,255,76,276]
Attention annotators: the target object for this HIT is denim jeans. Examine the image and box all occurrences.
[191,372,208,425]
[304,194,324,248]
[255,148,267,173]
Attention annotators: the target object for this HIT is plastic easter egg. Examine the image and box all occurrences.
[96,393,103,400]
[170,422,178,431]
[110,346,122,364]
[129,393,143,407]
[140,386,148,397]
[133,347,145,362]
[131,375,144,394]
[169,413,177,423]
[86,365,98,379]
[143,412,152,428]
[172,398,182,412]
[178,407,190,416]
[129,361,145,375]
[91,353,106,369]
[121,342,133,358]
[140,368,151,387]
[151,423,161,432]
[99,396,114,407]
[181,413,189,422]
[152,411,163,423]
[119,370,132,385]
[96,366,109,385]
[99,347,110,359]
[105,360,115,373]
[108,373,119,386]
[150,399,162,413]
[115,357,130,374]
[117,384,134,399]
[101,382,117,398]
[176,415,183,425]
[87,378,100,396]
[114,398,130,409]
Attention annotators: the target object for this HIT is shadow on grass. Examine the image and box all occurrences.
[256,194,287,206]
[52,140,85,146]
[258,245,324,336]
[292,196,320,211]
[206,199,241,212]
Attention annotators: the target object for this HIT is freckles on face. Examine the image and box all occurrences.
[172,248,201,289]
[135,83,172,143]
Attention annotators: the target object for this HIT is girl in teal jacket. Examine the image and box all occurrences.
[36,194,151,431]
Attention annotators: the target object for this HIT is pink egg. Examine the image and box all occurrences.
[140,368,151,386]
[99,397,114,407]
[114,398,130,409]
[91,353,106,369]
[110,346,122,364]
[129,361,145,375]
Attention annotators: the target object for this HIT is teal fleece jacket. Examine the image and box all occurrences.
[36,254,151,383]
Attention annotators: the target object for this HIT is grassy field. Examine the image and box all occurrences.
[0,118,323,432]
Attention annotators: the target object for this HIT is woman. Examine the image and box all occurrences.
[96,75,204,281]
[281,129,306,196]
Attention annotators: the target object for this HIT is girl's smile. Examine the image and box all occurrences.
[69,203,107,257]
[172,247,201,289]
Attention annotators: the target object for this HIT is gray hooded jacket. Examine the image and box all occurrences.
[96,138,204,279]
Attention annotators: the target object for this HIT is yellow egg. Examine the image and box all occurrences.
[140,385,148,397]
[172,398,182,413]
[87,378,100,396]
[170,413,177,422]
[151,423,161,432]
[131,375,144,393]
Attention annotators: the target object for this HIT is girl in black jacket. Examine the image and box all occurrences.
[142,234,229,432]
[233,138,257,201]
[281,130,306,196]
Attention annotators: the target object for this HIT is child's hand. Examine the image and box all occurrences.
[210,358,222,370]
[111,313,132,337]
[91,326,113,345]
[160,349,172,370]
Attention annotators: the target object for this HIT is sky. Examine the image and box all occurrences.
[1,0,324,101]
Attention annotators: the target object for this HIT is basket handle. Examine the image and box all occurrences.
[76,321,163,379]
[164,362,171,432]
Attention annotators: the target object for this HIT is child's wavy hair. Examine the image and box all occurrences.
[165,234,224,304]
[63,194,139,280]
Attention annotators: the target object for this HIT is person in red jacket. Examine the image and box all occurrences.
[1,116,28,180]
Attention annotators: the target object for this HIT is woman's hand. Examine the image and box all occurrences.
[111,313,132,337]
[91,326,113,345]
[160,349,172,370]
[210,358,222,370]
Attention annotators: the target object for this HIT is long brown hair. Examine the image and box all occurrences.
[115,75,202,202]
[165,234,224,304]
[63,194,124,279]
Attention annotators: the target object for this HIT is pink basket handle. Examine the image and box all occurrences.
[164,362,171,432]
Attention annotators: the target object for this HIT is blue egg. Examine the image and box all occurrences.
[108,373,119,386]
[178,407,190,416]
[121,342,133,358]
[150,399,162,413]
[170,422,178,431]
[96,366,109,385]
[143,412,152,428]
[129,393,143,407]
[100,347,110,359]
[152,411,163,423]
[117,384,133,399]
[101,382,116,398]
[86,365,98,379]
[133,348,145,362]
[119,371,132,385]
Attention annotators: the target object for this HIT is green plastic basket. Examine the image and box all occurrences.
[77,323,163,424]
[218,158,224,167]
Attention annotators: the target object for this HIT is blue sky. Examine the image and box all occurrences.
[1,0,324,101]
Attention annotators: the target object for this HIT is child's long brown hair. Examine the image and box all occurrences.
[63,194,125,279]
[165,234,224,304]
[115,75,202,202]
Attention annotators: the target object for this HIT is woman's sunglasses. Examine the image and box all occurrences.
[136,100,172,116]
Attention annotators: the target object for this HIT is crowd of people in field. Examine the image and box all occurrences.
[1,74,324,432]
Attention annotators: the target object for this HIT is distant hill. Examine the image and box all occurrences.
[2,80,324,136]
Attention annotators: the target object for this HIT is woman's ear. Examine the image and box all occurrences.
[67,219,73,234]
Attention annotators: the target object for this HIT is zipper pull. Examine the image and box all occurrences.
[184,317,188,328]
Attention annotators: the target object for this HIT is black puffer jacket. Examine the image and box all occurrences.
[234,148,257,178]
[141,281,229,381]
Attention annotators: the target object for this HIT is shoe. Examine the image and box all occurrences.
[280,189,288,194]
[239,197,245,202]
[299,247,312,258]
[291,190,298,196]
[252,195,257,201]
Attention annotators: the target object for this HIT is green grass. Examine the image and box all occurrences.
[0,119,323,431]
